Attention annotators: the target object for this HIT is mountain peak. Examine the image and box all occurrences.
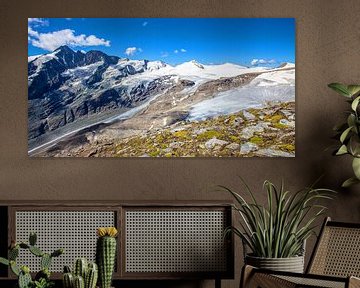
[187,60,204,69]
[277,62,295,69]
[54,45,74,53]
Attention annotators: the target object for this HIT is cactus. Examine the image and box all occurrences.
[74,275,85,288]
[0,232,64,288]
[62,265,74,288]
[29,245,44,257]
[19,243,30,249]
[29,232,37,246]
[35,268,50,281]
[9,246,19,260]
[10,260,20,276]
[51,248,64,257]
[85,263,98,288]
[18,270,32,288]
[63,260,98,288]
[0,257,9,266]
[41,253,52,270]
[96,227,118,288]
[74,258,88,279]
[63,272,74,288]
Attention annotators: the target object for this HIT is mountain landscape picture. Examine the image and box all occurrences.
[28,18,295,157]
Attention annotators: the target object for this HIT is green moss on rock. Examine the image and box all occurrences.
[197,130,223,141]
[249,136,263,144]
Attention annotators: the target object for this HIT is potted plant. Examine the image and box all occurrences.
[328,83,360,187]
[96,227,118,288]
[0,232,64,288]
[221,179,334,273]
[62,258,98,288]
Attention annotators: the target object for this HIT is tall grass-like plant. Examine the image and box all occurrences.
[221,179,334,258]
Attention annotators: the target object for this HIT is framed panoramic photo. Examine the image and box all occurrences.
[28,18,295,157]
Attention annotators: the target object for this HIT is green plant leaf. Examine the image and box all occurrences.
[347,135,360,157]
[347,85,360,97]
[352,157,360,179]
[336,145,348,155]
[340,126,353,143]
[342,177,360,187]
[0,257,9,266]
[222,179,334,258]
[351,96,360,111]
[328,83,351,97]
[347,114,356,127]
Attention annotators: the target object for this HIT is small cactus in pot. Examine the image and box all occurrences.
[62,259,98,288]
[96,227,118,288]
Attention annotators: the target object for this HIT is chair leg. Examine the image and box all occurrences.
[349,276,360,288]
[215,278,221,288]
[240,265,255,288]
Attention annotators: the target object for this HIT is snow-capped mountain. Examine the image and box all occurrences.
[28,46,174,140]
[28,45,295,148]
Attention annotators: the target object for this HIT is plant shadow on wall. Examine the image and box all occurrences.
[220,178,336,273]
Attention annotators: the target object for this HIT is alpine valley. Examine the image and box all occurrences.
[28,46,295,157]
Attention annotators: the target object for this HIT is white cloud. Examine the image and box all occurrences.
[174,48,186,54]
[28,18,48,26]
[142,21,148,27]
[125,47,142,56]
[28,28,111,51]
[251,58,276,66]
[28,27,39,38]
[161,51,169,58]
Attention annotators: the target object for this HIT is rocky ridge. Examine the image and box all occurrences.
[40,101,295,157]
[28,46,172,140]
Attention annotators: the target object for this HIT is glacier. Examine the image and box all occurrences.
[188,69,295,121]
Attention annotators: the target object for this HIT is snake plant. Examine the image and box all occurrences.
[328,83,360,187]
[221,179,334,258]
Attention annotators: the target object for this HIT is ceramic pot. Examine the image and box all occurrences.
[245,254,305,273]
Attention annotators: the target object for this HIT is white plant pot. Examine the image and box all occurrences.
[245,254,305,273]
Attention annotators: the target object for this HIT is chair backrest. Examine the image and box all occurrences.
[307,217,360,277]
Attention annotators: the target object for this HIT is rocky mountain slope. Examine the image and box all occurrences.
[28,46,171,141]
[28,46,295,157]
[40,101,295,157]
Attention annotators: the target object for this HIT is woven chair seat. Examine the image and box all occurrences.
[277,275,346,288]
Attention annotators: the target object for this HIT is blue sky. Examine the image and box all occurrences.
[28,18,295,66]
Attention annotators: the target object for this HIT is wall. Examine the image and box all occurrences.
[1,0,360,287]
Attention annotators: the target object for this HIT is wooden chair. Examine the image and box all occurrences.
[241,217,360,288]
